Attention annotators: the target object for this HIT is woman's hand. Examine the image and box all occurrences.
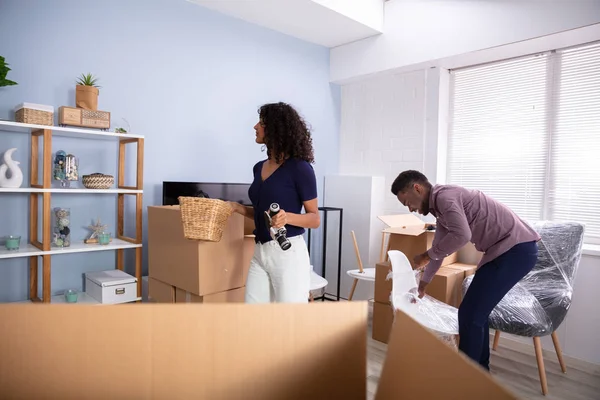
[270,209,288,228]
[228,201,242,214]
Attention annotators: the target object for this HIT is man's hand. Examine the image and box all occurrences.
[413,251,431,269]
[269,208,288,229]
[417,280,428,299]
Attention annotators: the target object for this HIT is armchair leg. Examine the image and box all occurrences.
[533,337,549,396]
[348,279,358,301]
[492,330,501,351]
[551,331,567,373]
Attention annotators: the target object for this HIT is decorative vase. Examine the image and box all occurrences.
[75,85,98,111]
[53,207,71,247]
[53,150,79,188]
[0,148,23,188]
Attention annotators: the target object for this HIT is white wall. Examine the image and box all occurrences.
[338,60,600,366]
[339,68,429,216]
[331,0,600,82]
[323,175,385,300]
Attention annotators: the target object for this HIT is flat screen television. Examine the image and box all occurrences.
[162,181,252,206]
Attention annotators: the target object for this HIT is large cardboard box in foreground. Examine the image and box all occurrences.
[148,205,245,296]
[379,214,458,269]
[0,303,517,400]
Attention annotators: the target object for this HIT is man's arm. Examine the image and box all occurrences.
[427,201,471,262]
[421,224,448,284]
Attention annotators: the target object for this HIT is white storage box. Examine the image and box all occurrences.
[85,270,138,304]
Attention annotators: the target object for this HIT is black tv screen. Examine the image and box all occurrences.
[162,181,252,206]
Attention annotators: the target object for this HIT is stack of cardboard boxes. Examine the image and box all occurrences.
[147,205,256,303]
[372,214,478,343]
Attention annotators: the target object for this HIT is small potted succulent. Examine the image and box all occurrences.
[0,56,17,87]
[114,118,130,134]
[75,73,100,111]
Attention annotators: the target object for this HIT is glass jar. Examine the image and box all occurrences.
[53,207,71,247]
[53,150,79,188]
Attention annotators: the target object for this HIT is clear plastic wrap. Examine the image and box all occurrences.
[387,250,459,348]
[461,221,585,337]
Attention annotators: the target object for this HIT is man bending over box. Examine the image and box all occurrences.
[390,170,540,371]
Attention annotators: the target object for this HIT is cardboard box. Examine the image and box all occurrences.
[446,262,478,278]
[0,302,517,399]
[244,217,255,236]
[375,261,476,307]
[148,277,175,303]
[372,301,394,344]
[374,261,392,304]
[176,286,245,303]
[148,205,245,296]
[426,266,464,308]
[378,214,458,269]
[445,263,478,304]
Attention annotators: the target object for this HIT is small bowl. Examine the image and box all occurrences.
[5,235,21,251]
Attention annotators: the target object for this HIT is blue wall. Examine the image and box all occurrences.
[0,0,340,302]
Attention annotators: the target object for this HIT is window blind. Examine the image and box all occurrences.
[447,40,600,243]
[447,53,549,223]
[548,42,600,240]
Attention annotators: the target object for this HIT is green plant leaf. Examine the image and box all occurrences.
[0,56,17,87]
[76,72,101,88]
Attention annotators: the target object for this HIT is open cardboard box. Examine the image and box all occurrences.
[378,214,458,268]
[0,302,516,399]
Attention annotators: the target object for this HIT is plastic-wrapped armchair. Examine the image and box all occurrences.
[461,221,585,396]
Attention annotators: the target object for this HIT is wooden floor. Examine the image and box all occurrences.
[366,329,600,400]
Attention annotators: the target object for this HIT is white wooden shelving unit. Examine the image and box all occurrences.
[0,120,144,304]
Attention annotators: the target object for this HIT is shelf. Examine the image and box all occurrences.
[11,293,142,305]
[0,187,142,194]
[0,239,142,260]
[0,120,143,140]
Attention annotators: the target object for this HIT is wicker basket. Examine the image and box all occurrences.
[82,173,114,189]
[178,196,233,242]
[15,106,53,126]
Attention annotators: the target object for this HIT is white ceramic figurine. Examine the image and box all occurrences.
[0,148,24,188]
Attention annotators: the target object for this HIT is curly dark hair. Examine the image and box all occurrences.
[258,102,315,164]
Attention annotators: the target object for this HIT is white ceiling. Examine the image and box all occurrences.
[187,0,384,48]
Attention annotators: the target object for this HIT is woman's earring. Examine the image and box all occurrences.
[261,144,266,152]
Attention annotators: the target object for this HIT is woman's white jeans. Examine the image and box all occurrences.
[245,235,311,303]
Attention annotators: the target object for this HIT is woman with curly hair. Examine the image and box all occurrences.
[229,102,320,303]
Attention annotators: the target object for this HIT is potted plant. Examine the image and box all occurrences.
[75,73,100,111]
[0,56,17,87]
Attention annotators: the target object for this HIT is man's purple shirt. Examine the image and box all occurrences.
[422,184,541,283]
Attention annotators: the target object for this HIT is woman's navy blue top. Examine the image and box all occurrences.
[248,157,317,244]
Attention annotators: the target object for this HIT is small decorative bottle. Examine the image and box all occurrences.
[53,150,79,188]
[53,207,71,247]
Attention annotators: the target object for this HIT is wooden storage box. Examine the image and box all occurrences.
[85,270,138,304]
[14,103,54,126]
[148,205,245,296]
[58,106,110,130]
